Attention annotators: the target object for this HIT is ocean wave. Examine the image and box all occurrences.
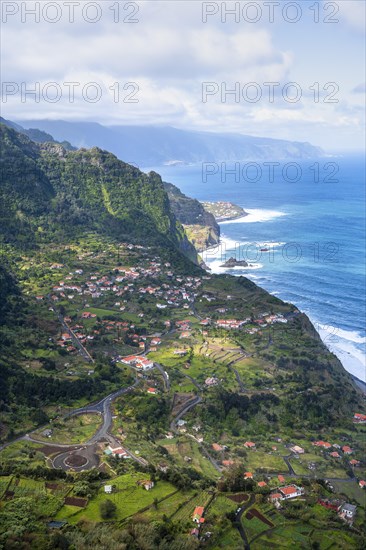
[315,323,366,382]
[220,208,287,224]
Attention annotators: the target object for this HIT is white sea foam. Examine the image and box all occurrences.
[207,259,263,274]
[311,321,366,382]
[220,208,287,224]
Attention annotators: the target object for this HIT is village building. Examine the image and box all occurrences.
[270,485,304,501]
[138,480,154,491]
[289,445,305,454]
[353,413,366,423]
[338,503,357,524]
[192,506,205,524]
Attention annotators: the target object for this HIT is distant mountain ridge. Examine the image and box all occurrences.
[15,119,324,166]
[0,117,75,151]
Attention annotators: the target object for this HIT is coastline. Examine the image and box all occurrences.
[200,213,366,384]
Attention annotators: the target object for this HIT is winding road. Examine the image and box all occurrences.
[235,493,256,549]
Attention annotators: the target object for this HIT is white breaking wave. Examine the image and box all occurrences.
[316,323,366,383]
[220,208,287,224]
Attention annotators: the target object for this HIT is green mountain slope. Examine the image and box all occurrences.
[0,123,198,267]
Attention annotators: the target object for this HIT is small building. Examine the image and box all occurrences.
[313,441,332,449]
[290,445,304,454]
[342,446,353,454]
[212,443,223,452]
[270,485,304,502]
[138,480,154,491]
[104,485,112,494]
[192,506,205,523]
[278,475,285,483]
[269,492,282,502]
[279,485,304,500]
[359,480,366,488]
[244,441,256,449]
[244,472,253,479]
[353,413,366,423]
[338,503,357,523]
[258,481,267,488]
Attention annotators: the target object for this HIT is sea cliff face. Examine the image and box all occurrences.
[163,181,220,250]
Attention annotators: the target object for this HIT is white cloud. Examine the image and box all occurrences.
[0,0,364,149]
[336,0,366,32]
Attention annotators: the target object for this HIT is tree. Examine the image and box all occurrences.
[99,499,117,519]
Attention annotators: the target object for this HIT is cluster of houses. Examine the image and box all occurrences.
[42,252,205,320]
[312,440,357,458]
[214,312,288,331]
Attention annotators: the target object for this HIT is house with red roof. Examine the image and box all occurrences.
[270,485,304,502]
[244,472,253,479]
[353,413,366,423]
[111,448,128,458]
[269,492,282,502]
[278,475,285,483]
[279,485,304,500]
[342,446,353,454]
[313,441,332,449]
[330,451,341,458]
[359,480,366,488]
[258,481,267,487]
[244,441,256,449]
[212,443,223,452]
[192,506,205,523]
[349,459,360,466]
[222,460,234,467]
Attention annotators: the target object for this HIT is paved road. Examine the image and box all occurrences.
[48,298,94,363]
[1,378,141,470]
[235,494,256,549]
[228,364,246,392]
[66,378,141,444]
[171,396,202,428]
[154,363,170,391]
[281,454,355,482]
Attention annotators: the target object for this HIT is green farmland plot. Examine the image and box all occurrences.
[57,473,177,523]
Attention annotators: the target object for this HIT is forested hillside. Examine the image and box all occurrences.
[0,123,198,267]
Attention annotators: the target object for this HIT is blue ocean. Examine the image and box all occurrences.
[153,156,366,382]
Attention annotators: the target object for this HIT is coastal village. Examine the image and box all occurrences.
[1,240,365,548]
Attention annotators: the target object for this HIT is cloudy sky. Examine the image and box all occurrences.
[1,0,365,151]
